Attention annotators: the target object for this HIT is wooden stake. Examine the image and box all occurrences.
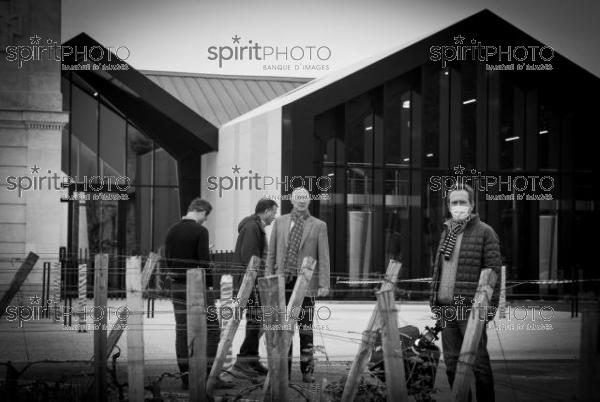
[499,265,506,319]
[319,378,328,402]
[126,256,144,402]
[219,274,234,371]
[261,256,316,395]
[187,268,207,402]
[376,289,408,402]
[78,263,87,331]
[207,256,260,395]
[86,253,160,394]
[0,252,39,318]
[51,261,61,322]
[141,252,160,289]
[93,253,109,402]
[341,260,401,402]
[577,301,600,400]
[105,253,158,358]
[451,268,498,402]
[258,274,287,402]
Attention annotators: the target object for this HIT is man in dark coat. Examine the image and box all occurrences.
[231,198,278,376]
[164,198,232,390]
[430,184,501,402]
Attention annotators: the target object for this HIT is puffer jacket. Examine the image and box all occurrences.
[430,214,502,319]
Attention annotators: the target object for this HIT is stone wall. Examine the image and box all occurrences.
[0,0,68,296]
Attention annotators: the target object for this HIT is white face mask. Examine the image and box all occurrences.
[450,205,470,221]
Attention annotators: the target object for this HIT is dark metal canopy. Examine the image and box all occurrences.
[62,33,219,213]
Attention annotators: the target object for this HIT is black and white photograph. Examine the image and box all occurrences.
[0,0,598,401]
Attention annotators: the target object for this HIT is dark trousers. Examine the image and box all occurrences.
[237,287,262,361]
[441,318,495,402]
[285,279,314,375]
[171,282,220,381]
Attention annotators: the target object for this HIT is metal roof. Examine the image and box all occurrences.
[141,71,312,127]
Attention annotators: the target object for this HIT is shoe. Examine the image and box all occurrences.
[233,360,260,376]
[302,373,315,383]
[181,374,189,390]
[248,361,268,376]
[214,375,235,389]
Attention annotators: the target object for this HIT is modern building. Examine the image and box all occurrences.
[206,10,598,298]
[1,7,597,298]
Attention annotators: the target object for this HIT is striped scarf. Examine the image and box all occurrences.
[283,209,310,276]
[440,216,470,260]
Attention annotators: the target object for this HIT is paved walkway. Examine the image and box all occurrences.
[0,299,584,401]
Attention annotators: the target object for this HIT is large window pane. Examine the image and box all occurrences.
[71,85,98,176]
[154,148,179,186]
[384,169,409,266]
[460,62,477,169]
[422,65,444,168]
[500,79,524,170]
[346,93,374,165]
[384,77,411,167]
[315,105,344,165]
[537,89,560,170]
[127,124,154,185]
[347,166,373,282]
[136,185,153,255]
[153,187,181,250]
[100,104,126,176]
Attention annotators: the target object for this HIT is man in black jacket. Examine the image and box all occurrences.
[231,198,278,376]
[165,198,232,390]
[430,184,501,402]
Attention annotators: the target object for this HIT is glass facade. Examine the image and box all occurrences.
[61,74,181,291]
[310,60,597,298]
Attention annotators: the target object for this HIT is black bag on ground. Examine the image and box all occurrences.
[368,324,441,397]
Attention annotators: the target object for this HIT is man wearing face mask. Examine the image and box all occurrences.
[430,184,501,402]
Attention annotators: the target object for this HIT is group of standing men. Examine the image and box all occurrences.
[164,187,330,390]
[164,183,500,401]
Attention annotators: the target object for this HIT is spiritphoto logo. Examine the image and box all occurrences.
[4,165,131,200]
[3,294,129,328]
[429,165,555,201]
[430,35,554,71]
[206,165,332,198]
[432,296,555,329]
[4,34,130,70]
[207,34,332,72]
[208,298,332,323]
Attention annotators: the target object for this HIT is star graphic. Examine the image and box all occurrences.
[232,35,241,44]
[453,165,465,175]
[29,294,41,305]
[454,35,465,45]
[30,165,40,174]
[453,295,465,305]
[30,34,41,45]
[232,165,241,174]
